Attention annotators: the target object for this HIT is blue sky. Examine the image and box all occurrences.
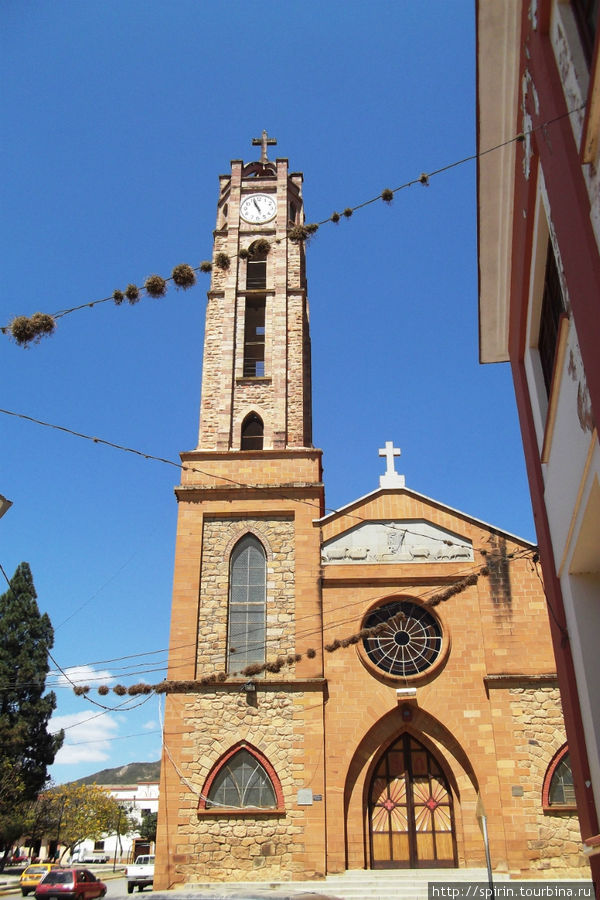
[1,1,534,783]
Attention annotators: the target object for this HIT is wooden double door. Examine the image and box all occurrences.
[368,733,457,868]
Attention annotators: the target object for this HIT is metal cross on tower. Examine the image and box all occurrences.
[252,129,277,164]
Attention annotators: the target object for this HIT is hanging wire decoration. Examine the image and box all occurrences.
[1,105,584,347]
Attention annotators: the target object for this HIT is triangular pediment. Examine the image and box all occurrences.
[318,486,533,565]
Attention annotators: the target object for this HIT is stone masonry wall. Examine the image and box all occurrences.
[197,516,296,677]
[169,686,309,883]
[198,292,226,450]
[508,686,588,876]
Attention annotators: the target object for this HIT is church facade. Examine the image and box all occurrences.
[154,138,587,888]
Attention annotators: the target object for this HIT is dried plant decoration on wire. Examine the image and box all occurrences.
[171,263,196,289]
[215,252,231,271]
[2,110,585,346]
[125,284,140,304]
[287,223,319,244]
[144,274,167,298]
[381,188,394,203]
[73,685,90,696]
[84,565,493,697]
[127,682,153,695]
[250,238,271,255]
[9,313,56,347]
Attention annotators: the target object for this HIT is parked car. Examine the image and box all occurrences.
[11,855,30,865]
[20,865,57,896]
[35,868,106,900]
[125,855,154,894]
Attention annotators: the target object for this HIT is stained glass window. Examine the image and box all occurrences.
[363,600,442,677]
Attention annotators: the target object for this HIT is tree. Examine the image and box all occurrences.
[0,563,63,864]
[0,563,63,797]
[41,784,134,859]
[0,760,28,866]
[138,811,157,844]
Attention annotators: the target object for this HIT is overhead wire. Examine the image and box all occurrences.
[0,545,538,695]
[47,649,160,712]
[63,551,542,695]
[0,102,585,339]
[0,406,530,556]
[62,729,161,747]
[0,105,550,703]
[0,543,537,693]
[48,693,156,736]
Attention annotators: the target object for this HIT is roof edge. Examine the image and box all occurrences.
[314,484,536,548]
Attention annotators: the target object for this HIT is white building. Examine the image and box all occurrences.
[70,782,159,863]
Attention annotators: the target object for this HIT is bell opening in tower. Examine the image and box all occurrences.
[241,413,264,450]
[243,297,266,378]
[246,250,267,290]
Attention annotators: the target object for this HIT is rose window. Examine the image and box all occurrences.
[363,600,443,676]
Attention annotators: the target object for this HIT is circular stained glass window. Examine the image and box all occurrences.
[363,600,443,677]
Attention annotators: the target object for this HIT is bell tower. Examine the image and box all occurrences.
[156,135,326,889]
[198,130,313,452]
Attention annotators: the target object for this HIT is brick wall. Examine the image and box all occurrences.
[318,488,589,879]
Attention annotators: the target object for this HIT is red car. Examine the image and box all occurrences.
[35,869,106,900]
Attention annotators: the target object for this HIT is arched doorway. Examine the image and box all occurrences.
[368,733,457,868]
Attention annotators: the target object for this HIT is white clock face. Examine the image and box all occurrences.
[240,193,276,224]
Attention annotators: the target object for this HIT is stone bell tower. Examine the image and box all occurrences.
[155,134,327,889]
[198,129,313,452]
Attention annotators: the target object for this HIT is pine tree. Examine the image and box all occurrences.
[0,563,64,806]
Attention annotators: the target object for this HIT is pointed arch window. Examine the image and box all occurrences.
[199,743,284,813]
[241,412,264,450]
[228,535,266,672]
[542,745,576,810]
[204,748,276,809]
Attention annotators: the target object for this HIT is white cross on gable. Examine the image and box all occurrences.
[379,441,400,475]
[378,441,405,489]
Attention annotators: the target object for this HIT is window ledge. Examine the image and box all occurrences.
[543,804,577,814]
[198,807,285,818]
[237,376,271,384]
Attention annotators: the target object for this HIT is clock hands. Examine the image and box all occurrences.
[240,194,275,222]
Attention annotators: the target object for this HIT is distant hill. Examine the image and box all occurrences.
[73,761,161,786]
